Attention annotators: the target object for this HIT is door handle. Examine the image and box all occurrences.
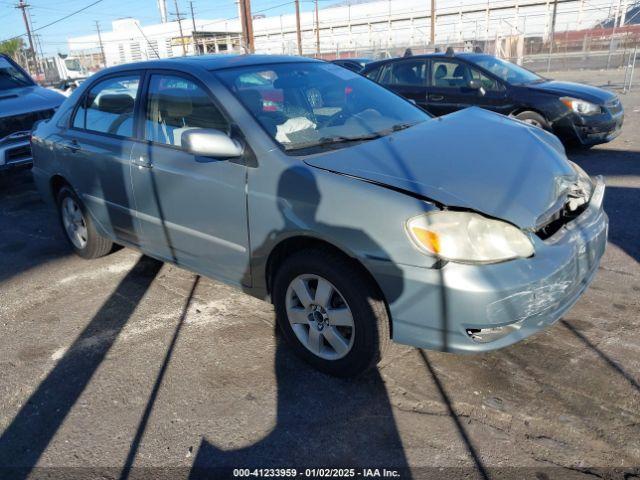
[61,139,80,152]
[132,156,153,169]
[430,95,444,102]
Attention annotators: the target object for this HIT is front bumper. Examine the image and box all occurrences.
[370,178,608,353]
[0,137,32,171]
[554,107,624,146]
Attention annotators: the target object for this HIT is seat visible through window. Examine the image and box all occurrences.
[145,75,228,148]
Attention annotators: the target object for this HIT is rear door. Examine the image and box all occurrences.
[62,73,142,245]
[129,71,249,285]
[427,59,508,116]
[376,58,429,109]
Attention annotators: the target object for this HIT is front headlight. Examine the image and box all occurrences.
[560,97,601,116]
[406,211,535,264]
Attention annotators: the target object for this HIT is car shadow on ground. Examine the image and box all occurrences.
[0,169,70,284]
[568,147,640,263]
[187,165,415,477]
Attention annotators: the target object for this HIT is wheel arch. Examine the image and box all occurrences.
[50,174,71,201]
[264,235,393,336]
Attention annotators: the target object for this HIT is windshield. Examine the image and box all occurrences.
[216,62,429,152]
[0,57,34,90]
[470,56,542,85]
[64,58,82,71]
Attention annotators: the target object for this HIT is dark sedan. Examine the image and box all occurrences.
[362,52,624,147]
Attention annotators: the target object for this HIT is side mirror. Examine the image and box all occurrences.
[181,129,244,158]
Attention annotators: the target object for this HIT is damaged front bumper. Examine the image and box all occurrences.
[372,177,608,353]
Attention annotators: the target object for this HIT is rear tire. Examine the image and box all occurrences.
[514,111,549,130]
[56,186,113,259]
[273,248,390,377]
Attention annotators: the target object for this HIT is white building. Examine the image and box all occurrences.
[68,17,242,67]
[68,0,616,66]
[251,0,617,56]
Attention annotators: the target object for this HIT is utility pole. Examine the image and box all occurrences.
[430,0,436,45]
[547,0,558,71]
[239,0,254,53]
[295,0,302,56]
[315,0,320,57]
[172,0,187,56]
[15,0,40,76]
[95,21,107,67]
[189,1,199,55]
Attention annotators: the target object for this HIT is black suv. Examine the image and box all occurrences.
[0,54,64,172]
[362,52,624,147]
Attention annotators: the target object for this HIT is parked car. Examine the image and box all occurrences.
[32,55,607,377]
[331,58,373,73]
[0,54,65,172]
[49,77,87,97]
[362,52,624,147]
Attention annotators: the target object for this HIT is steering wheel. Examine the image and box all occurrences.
[323,109,350,128]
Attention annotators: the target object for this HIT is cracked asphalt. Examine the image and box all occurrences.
[0,69,639,480]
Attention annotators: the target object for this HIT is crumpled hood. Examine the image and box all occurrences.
[304,107,577,230]
[525,80,616,104]
[0,86,64,118]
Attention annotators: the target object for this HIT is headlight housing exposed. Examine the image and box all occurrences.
[406,211,535,264]
[560,97,601,116]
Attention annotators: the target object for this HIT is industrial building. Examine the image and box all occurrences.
[67,0,629,67]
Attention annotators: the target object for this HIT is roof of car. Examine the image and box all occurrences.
[361,52,491,71]
[104,54,320,74]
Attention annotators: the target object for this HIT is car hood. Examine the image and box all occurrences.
[304,107,577,230]
[0,85,65,118]
[524,80,616,104]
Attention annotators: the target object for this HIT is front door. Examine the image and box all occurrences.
[63,73,142,245]
[427,59,509,116]
[130,72,249,285]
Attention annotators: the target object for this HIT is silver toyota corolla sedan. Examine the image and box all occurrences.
[31,55,607,377]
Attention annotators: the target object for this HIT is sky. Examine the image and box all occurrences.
[0,0,341,56]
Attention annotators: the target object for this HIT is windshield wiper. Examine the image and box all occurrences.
[286,132,384,151]
[390,122,419,132]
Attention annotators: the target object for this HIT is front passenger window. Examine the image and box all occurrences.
[73,75,140,137]
[144,74,228,148]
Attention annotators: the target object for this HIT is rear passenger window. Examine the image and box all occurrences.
[73,75,140,137]
[144,74,228,148]
[379,60,427,87]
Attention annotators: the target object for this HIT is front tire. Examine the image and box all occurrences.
[56,186,113,259]
[514,110,549,130]
[273,248,390,377]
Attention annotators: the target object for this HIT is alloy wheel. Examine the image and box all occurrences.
[61,196,88,249]
[285,274,355,360]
